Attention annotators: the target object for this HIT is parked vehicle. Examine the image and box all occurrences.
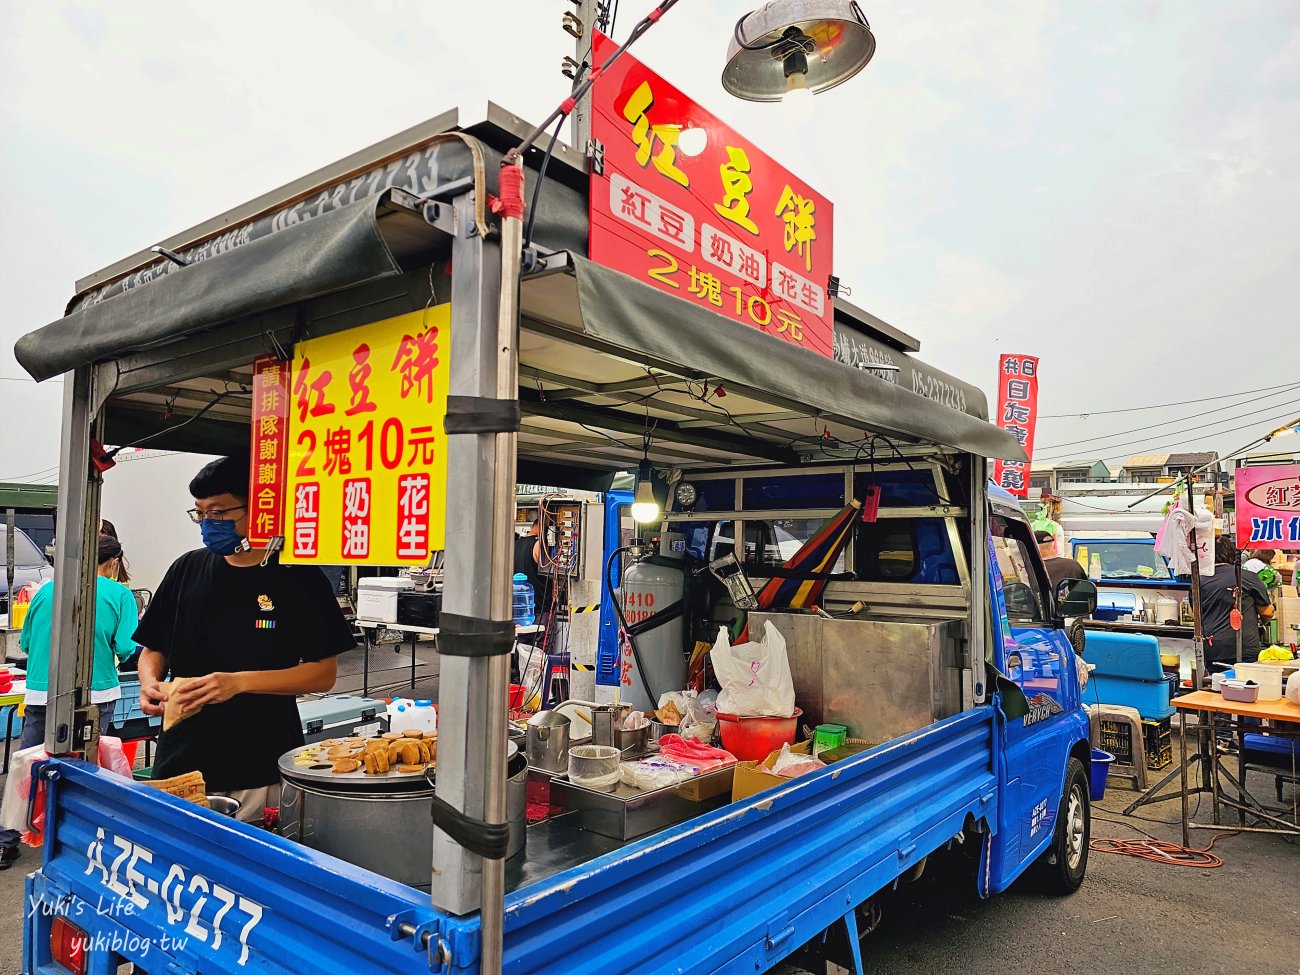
[16,108,1096,975]
[0,524,54,616]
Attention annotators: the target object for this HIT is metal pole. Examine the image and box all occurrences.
[569,0,600,151]
[1183,474,1206,689]
[431,190,508,928]
[4,508,14,617]
[46,366,102,757]
[479,159,525,975]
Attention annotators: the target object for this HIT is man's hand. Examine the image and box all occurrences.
[172,672,243,710]
[139,677,168,717]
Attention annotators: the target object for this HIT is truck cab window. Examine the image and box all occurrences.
[991,515,1049,625]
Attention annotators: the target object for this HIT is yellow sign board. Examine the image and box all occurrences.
[281,305,451,565]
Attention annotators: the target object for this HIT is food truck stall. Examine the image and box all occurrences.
[14,26,1098,975]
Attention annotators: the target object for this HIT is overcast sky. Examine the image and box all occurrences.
[2,0,1298,486]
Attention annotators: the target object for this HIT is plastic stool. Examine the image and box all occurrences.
[544,665,569,711]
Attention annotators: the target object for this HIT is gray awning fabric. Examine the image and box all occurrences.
[565,256,1027,462]
[14,192,435,383]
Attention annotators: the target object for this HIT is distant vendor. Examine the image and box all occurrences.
[136,456,355,822]
[1201,536,1274,666]
[1036,530,1087,591]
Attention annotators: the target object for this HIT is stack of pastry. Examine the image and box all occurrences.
[310,730,437,775]
[144,770,210,808]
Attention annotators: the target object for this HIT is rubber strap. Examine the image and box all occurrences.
[429,793,511,860]
[625,599,684,637]
[443,396,521,435]
[437,613,515,658]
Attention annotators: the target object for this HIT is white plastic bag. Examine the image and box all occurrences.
[0,745,48,835]
[710,621,795,718]
[770,742,825,779]
[677,697,716,742]
[1286,671,1300,707]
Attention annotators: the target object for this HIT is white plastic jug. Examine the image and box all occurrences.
[387,698,416,734]
[406,699,438,734]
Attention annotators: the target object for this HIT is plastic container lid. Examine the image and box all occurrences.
[513,573,527,582]
[415,699,432,707]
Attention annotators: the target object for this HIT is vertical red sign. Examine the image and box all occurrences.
[992,354,1039,497]
[248,356,290,546]
[588,29,835,357]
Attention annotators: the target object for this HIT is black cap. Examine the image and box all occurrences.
[1034,530,1054,545]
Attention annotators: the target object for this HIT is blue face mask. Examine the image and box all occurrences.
[199,518,244,556]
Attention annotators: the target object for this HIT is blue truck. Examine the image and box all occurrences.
[15,108,1098,974]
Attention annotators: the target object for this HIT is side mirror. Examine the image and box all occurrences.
[1057,578,1097,618]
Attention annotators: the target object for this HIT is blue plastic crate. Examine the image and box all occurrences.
[110,678,161,731]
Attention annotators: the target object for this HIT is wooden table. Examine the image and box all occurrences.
[1172,690,1300,845]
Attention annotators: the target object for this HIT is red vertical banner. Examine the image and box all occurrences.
[248,356,291,546]
[992,354,1039,497]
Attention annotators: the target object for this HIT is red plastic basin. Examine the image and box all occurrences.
[715,708,802,762]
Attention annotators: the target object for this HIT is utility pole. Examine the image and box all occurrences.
[564,0,604,152]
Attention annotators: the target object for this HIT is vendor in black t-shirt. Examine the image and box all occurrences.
[1200,535,1274,667]
[135,456,354,822]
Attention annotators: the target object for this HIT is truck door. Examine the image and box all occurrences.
[989,512,1079,871]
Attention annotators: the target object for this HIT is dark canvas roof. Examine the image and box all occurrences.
[13,109,1024,465]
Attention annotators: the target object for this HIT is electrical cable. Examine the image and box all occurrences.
[522,48,582,253]
[1089,825,1234,868]
[606,544,657,705]
[0,464,61,482]
[1034,403,1300,465]
[1040,382,1300,419]
[1037,383,1300,452]
[109,388,250,457]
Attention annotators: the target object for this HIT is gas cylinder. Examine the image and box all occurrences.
[618,555,687,711]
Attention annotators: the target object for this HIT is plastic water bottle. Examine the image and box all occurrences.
[512,573,535,626]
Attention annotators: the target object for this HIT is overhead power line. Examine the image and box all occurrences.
[1037,410,1300,466]
[1039,382,1296,419]
[1037,382,1300,452]
[1034,401,1300,464]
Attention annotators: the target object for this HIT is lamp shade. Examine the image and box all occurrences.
[723,0,877,102]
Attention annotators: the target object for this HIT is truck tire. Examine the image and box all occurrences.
[1040,757,1090,894]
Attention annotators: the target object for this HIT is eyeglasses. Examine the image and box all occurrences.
[186,505,246,524]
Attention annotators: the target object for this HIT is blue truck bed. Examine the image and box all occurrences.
[24,708,1003,975]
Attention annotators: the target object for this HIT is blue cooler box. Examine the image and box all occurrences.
[297,695,389,743]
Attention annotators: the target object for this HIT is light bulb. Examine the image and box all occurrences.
[632,478,660,524]
[678,125,708,157]
[783,70,815,116]
[631,500,661,524]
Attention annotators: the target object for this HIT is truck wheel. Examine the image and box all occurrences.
[1041,757,1090,894]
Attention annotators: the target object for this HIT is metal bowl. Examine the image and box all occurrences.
[206,795,242,818]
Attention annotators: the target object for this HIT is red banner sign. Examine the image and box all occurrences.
[589,30,835,357]
[248,356,291,545]
[1235,464,1300,551]
[992,354,1039,497]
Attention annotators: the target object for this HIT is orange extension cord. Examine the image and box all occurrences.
[1090,820,1236,868]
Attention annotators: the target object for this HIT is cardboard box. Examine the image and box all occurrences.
[730,741,813,802]
[729,739,879,802]
[1277,596,1300,638]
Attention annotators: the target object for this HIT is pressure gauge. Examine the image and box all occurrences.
[674,481,698,509]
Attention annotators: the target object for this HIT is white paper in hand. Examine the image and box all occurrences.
[711,620,795,718]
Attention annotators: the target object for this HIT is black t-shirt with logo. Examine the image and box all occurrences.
[133,549,355,790]
[1200,564,1271,663]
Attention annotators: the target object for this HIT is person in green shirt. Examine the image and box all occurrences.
[19,534,139,749]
